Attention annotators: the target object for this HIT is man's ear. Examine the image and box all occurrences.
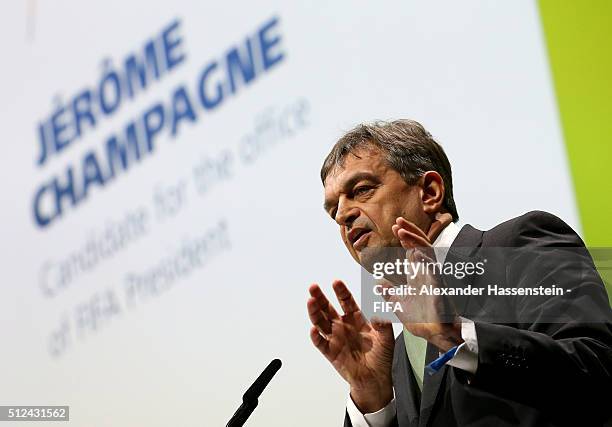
[419,171,445,215]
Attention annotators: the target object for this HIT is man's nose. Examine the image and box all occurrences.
[335,199,359,227]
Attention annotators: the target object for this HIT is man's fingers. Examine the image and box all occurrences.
[397,228,430,249]
[309,325,331,357]
[395,217,429,241]
[397,228,437,260]
[307,297,333,335]
[309,284,340,317]
[376,278,395,302]
[307,282,373,363]
[328,319,353,358]
[308,283,326,299]
[392,218,432,252]
[410,247,435,264]
[332,280,360,315]
[376,278,410,306]
[341,310,369,332]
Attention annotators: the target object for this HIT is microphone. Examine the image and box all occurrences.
[226,359,282,427]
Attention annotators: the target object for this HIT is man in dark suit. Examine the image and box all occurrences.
[307,120,612,426]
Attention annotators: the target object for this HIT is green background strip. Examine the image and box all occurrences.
[538,0,612,301]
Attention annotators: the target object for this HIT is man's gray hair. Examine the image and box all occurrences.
[320,119,459,221]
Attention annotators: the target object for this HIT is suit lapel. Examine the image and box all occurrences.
[393,333,420,427]
[443,224,485,318]
[418,344,447,427]
[418,224,484,427]
[447,224,484,257]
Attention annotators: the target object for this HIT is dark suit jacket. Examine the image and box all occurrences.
[344,211,612,427]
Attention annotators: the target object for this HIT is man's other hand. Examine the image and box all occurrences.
[307,281,394,413]
[388,214,463,351]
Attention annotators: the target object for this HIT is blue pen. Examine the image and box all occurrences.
[425,345,458,375]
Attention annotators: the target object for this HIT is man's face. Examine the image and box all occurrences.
[323,147,429,265]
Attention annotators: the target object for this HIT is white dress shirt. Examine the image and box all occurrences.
[346,221,479,427]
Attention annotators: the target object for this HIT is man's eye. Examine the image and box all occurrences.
[353,186,373,196]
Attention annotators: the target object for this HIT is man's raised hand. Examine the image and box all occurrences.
[386,213,462,351]
[307,280,395,413]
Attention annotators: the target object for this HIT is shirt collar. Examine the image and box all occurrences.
[432,221,461,263]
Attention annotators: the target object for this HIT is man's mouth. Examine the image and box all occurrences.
[349,228,372,251]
